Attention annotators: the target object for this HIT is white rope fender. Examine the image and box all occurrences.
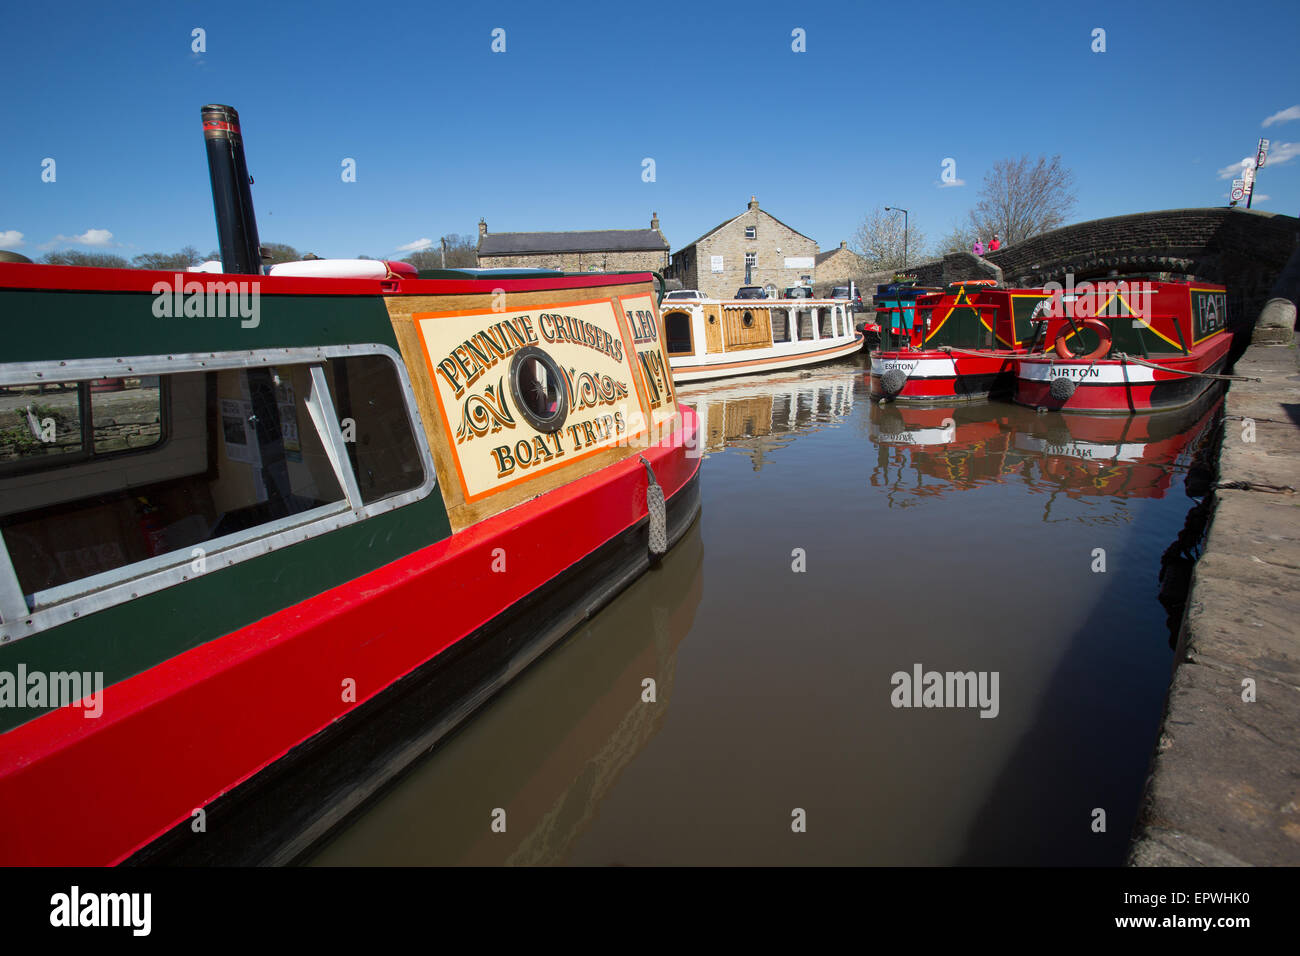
[641,457,667,557]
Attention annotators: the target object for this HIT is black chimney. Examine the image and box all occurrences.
[201,105,263,275]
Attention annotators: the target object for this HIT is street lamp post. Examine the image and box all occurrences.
[885,206,909,271]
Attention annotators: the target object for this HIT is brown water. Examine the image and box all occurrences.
[309,356,1223,866]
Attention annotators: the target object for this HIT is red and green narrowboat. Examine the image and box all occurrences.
[868,280,1066,403]
[1014,278,1232,413]
[0,105,701,865]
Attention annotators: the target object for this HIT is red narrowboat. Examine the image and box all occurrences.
[868,280,1067,403]
[1015,278,1233,413]
[0,106,701,865]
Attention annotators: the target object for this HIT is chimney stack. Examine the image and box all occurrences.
[478,218,487,238]
[840,241,846,249]
[747,196,759,211]
[651,212,660,231]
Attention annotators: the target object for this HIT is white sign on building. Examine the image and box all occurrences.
[784,257,815,270]
[710,255,724,273]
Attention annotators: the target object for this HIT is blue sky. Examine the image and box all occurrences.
[2,0,1297,261]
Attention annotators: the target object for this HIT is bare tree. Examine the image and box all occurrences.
[935,221,978,256]
[851,207,927,274]
[402,234,478,271]
[131,246,203,270]
[968,155,1077,246]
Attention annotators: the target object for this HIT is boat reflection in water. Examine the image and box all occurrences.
[678,367,857,468]
[869,383,1224,506]
[309,519,704,865]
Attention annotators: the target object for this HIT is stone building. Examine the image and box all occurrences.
[813,242,867,296]
[475,215,670,272]
[666,197,819,298]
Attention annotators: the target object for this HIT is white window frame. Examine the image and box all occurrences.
[0,344,437,645]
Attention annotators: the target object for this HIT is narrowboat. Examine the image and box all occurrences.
[859,277,941,352]
[0,105,701,865]
[1014,278,1232,413]
[868,281,1065,403]
[660,294,862,383]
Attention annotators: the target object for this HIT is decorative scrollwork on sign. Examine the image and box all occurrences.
[456,378,516,444]
[565,369,629,411]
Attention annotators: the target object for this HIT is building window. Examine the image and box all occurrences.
[745,252,757,270]
[745,226,757,240]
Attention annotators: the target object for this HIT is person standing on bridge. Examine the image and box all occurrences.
[972,237,985,256]
[989,234,1002,252]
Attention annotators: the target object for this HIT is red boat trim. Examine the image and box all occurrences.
[0,263,654,298]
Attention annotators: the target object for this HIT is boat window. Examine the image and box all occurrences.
[0,348,432,638]
[797,311,813,341]
[329,354,426,503]
[771,310,790,343]
[819,310,833,338]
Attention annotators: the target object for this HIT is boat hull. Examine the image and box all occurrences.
[1014,335,1231,413]
[868,349,1023,403]
[669,333,862,383]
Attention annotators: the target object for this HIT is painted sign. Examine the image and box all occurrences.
[784,257,815,270]
[1257,138,1269,168]
[1231,180,1245,203]
[711,255,724,273]
[414,299,651,501]
[1192,289,1227,341]
[619,293,676,433]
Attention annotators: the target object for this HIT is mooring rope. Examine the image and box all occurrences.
[1216,480,1295,494]
[1112,352,1261,383]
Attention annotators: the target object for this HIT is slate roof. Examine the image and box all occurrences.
[815,246,860,266]
[478,229,668,256]
[678,207,818,251]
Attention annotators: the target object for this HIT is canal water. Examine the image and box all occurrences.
[309,357,1223,866]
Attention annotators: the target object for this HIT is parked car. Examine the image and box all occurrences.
[782,286,815,299]
[829,285,865,312]
[663,289,708,301]
[734,286,768,299]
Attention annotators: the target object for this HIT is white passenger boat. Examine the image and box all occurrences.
[660,294,862,383]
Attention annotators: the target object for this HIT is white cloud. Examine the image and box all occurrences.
[48,228,115,246]
[1263,105,1300,127]
[1219,141,1300,178]
[395,237,434,253]
[0,230,24,247]
[936,179,966,189]
[1264,141,1300,166]
[1250,194,1270,201]
[1218,158,1253,179]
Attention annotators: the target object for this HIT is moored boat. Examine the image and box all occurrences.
[859,277,941,352]
[868,280,1065,403]
[0,105,701,865]
[1015,278,1233,413]
[661,293,861,383]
